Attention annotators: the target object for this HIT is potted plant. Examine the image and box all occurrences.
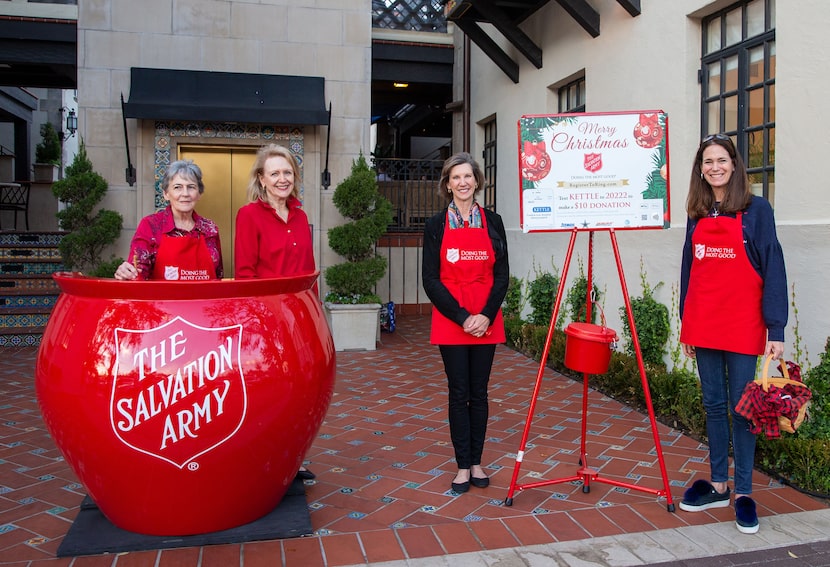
[51,140,124,276]
[324,152,393,351]
[34,122,61,182]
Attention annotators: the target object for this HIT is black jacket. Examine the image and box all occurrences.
[422,207,509,327]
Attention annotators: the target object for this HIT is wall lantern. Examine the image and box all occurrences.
[61,108,78,140]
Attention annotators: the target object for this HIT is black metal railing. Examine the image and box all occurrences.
[372,0,448,33]
[374,158,444,233]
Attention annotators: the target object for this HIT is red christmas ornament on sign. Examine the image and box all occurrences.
[633,113,664,148]
[521,140,552,181]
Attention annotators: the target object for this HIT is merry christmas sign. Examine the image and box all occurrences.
[518,111,670,233]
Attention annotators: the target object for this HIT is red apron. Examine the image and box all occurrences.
[151,233,216,281]
[430,211,505,345]
[680,212,765,355]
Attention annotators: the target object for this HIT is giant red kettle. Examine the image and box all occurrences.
[35,272,335,536]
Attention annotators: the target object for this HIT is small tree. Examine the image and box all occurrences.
[324,153,393,304]
[51,141,123,275]
[527,269,559,326]
[564,260,601,325]
[619,258,670,365]
[35,123,61,165]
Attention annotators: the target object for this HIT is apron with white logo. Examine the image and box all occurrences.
[430,211,505,345]
[680,212,765,355]
[152,233,216,281]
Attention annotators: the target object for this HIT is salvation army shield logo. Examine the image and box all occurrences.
[695,243,706,260]
[111,316,247,469]
[446,248,460,263]
[584,153,602,173]
[164,266,180,280]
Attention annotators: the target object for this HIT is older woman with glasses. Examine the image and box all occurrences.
[114,159,223,281]
[678,133,788,535]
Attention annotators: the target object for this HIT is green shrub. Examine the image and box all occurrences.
[756,338,830,494]
[35,122,61,165]
[669,282,695,372]
[619,259,670,365]
[600,351,643,401]
[504,316,524,350]
[527,269,559,326]
[91,257,123,278]
[503,275,524,319]
[757,437,830,494]
[789,283,811,373]
[51,141,123,273]
[664,368,706,435]
[324,152,393,304]
[564,262,600,324]
[786,337,830,441]
[517,323,548,361]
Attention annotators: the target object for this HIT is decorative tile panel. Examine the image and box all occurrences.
[153,122,306,210]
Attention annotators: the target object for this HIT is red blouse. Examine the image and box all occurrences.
[128,207,223,280]
[233,196,315,278]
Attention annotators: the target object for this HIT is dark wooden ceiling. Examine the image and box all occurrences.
[0,18,76,88]
[445,0,641,83]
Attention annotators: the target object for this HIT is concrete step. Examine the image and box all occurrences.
[0,247,62,261]
[0,232,66,346]
[0,295,58,309]
[0,262,65,276]
[0,309,52,331]
[0,275,60,295]
[0,231,65,247]
[0,329,43,347]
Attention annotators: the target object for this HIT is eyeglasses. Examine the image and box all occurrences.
[702,133,732,144]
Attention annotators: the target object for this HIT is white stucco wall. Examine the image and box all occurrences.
[465,0,830,367]
[77,0,374,285]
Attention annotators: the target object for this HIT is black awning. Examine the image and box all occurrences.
[122,67,329,125]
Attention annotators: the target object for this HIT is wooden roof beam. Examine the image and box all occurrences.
[473,0,543,69]
[616,0,641,17]
[453,18,520,84]
[555,0,600,38]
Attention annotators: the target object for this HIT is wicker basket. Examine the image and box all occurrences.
[760,355,810,434]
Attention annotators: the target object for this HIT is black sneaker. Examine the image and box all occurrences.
[735,495,759,534]
[679,479,731,512]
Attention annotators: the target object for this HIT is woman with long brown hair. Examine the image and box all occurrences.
[678,134,787,534]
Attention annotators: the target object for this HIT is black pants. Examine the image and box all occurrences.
[439,344,497,469]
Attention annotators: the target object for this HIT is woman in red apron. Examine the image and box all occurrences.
[678,134,787,534]
[115,160,223,281]
[234,144,317,481]
[423,152,509,494]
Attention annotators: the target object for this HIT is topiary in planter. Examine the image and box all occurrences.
[324,153,393,304]
[35,122,61,165]
[51,141,124,275]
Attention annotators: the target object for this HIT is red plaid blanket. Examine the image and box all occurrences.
[735,361,811,438]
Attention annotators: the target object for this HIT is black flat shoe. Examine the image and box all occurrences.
[470,476,490,488]
[296,468,316,480]
[451,481,470,493]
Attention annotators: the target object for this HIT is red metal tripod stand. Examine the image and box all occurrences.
[503,228,675,512]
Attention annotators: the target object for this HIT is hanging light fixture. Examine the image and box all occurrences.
[64,109,78,139]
